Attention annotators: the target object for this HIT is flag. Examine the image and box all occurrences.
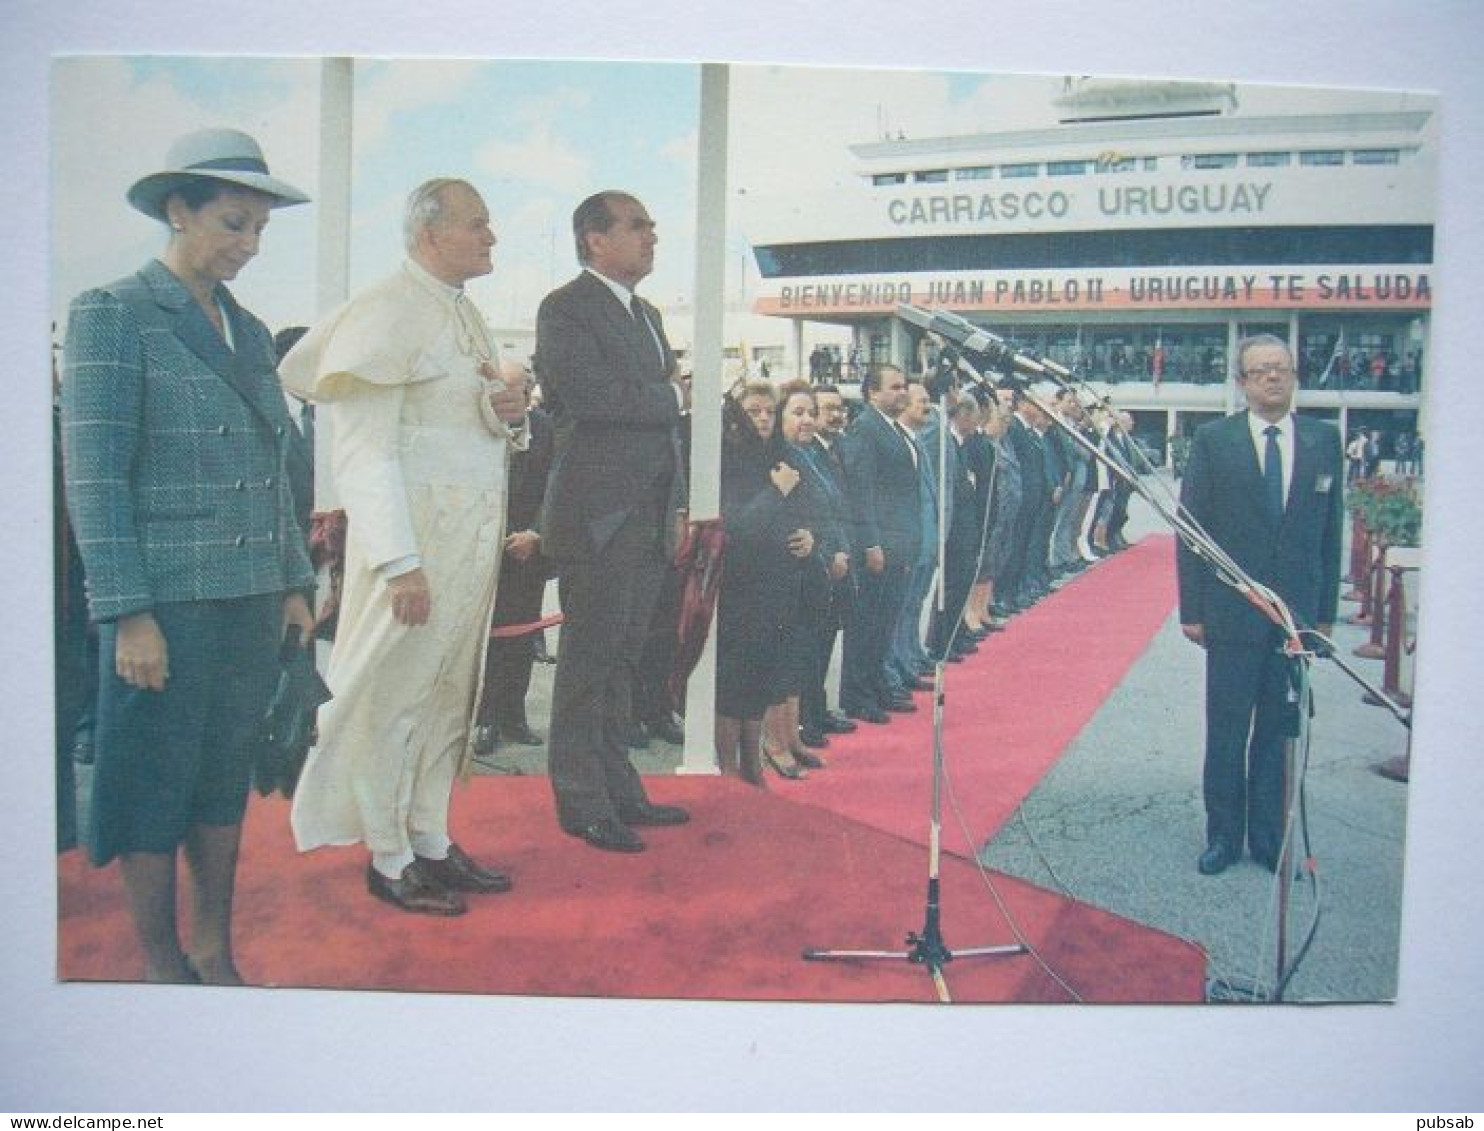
[1318,328,1344,388]
[1151,332,1165,391]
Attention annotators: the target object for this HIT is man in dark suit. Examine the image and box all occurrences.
[535,191,690,853]
[1178,335,1344,875]
[839,364,921,724]
[798,384,858,745]
[1001,392,1050,611]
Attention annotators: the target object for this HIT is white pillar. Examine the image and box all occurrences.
[316,58,354,316]
[310,58,353,513]
[679,63,729,775]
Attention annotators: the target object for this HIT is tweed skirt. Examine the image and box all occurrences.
[88,593,280,865]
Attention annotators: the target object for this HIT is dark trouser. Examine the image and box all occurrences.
[801,578,850,733]
[1203,639,1300,862]
[1025,494,1057,594]
[481,556,546,731]
[547,505,667,828]
[634,564,683,725]
[1107,482,1133,545]
[929,535,978,658]
[840,557,909,712]
[1000,493,1045,602]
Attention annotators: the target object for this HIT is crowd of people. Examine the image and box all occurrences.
[708,365,1145,782]
[55,127,1159,982]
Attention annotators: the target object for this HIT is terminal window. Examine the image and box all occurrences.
[1048,160,1090,176]
[1000,162,1039,178]
[914,169,950,183]
[1353,149,1401,165]
[954,166,995,180]
[1300,150,1346,166]
[1186,153,1239,169]
[1247,151,1292,167]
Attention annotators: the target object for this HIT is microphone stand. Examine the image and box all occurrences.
[914,310,1410,998]
[802,344,1028,1003]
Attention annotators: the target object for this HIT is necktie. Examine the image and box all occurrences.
[630,296,664,367]
[1264,424,1284,519]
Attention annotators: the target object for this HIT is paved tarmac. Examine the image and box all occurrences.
[979,477,1410,1004]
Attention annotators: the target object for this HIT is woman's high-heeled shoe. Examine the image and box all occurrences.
[763,748,808,780]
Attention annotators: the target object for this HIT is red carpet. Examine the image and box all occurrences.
[59,777,1203,1002]
[794,536,1178,855]
[58,535,1204,1002]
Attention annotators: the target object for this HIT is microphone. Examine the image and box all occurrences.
[897,304,1065,384]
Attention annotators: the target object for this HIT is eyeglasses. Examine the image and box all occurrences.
[1243,363,1295,379]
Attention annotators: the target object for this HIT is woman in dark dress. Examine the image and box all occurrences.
[714,380,829,782]
[61,129,315,983]
[760,382,849,776]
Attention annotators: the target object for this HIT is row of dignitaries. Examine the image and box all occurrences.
[1177,335,1343,877]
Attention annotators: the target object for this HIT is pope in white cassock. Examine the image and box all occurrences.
[282,179,528,916]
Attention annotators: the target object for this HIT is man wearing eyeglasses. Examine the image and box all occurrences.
[1176,335,1343,876]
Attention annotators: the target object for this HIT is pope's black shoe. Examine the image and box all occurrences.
[367,860,467,915]
[416,844,513,894]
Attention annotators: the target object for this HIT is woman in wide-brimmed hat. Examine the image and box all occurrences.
[61,128,316,984]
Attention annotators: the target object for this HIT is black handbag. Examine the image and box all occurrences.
[252,625,332,798]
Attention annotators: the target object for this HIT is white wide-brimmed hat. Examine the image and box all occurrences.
[127,127,310,221]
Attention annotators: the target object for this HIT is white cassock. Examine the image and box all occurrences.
[281,259,526,860]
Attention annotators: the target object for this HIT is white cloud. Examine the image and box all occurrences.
[475,126,591,194]
[662,127,698,172]
[354,59,486,152]
[509,85,592,129]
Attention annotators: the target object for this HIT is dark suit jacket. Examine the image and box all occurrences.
[534,270,684,561]
[1008,415,1048,512]
[1177,412,1344,645]
[839,405,922,567]
[61,260,314,623]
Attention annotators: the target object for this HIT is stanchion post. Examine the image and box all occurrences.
[1354,539,1387,659]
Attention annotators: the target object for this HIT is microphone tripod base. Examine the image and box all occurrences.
[802,877,1027,1003]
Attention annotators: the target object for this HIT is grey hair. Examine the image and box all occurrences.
[1234,333,1294,379]
[403,178,472,254]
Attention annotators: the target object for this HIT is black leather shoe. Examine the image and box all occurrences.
[823,713,858,734]
[799,729,829,749]
[498,721,544,747]
[645,715,686,745]
[563,818,646,852]
[367,861,467,915]
[898,676,930,692]
[845,705,889,725]
[617,802,690,827]
[417,844,513,894]
[1197,841,1239,876]
[793,747,826,770]
[884,698,918,713]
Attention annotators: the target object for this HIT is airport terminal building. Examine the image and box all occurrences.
[742,79,1433,460]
